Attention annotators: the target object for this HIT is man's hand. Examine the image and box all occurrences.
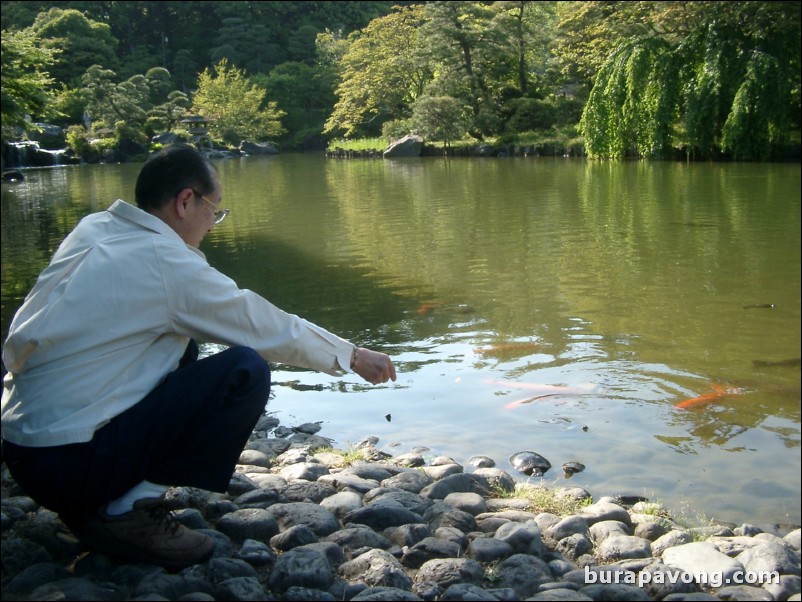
[352,347,397,385]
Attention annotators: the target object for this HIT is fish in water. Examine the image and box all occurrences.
[418,302,473,316]
[475,342,541,356]
[674,383,746,409]
[753,358,801,368]
[743,303,776,309]
[504,395,562,410]
[488,379,598,393]
[488,380,600,410]
[417,303,439,315]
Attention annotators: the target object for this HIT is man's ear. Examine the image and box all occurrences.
[174,188,194,219]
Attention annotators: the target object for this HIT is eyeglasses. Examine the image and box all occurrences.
[192,190,230,225]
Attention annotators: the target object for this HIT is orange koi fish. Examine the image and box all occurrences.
[475,342,541,356]
[417,303,439,315]
[674,384,745,409]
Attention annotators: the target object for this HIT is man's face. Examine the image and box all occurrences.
[185,175,224,248]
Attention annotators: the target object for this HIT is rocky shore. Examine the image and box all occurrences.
[2,414,800,602]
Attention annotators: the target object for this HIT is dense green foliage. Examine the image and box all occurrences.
[1,28,58,128]
[323,4,430,138]
[193,60,286,145]
[1,1,799,160]
[579,1,801,159]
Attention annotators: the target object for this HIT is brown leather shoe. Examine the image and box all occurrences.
[73,497,214,570]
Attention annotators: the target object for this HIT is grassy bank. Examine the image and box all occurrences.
[327,126,584,156]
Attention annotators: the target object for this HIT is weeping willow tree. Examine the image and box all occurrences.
[720,50,789,160]
[580,38,677,159]
[580,7,798,161]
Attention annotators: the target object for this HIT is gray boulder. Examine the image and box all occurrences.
[240,140,279,155]
[383,135,423,158]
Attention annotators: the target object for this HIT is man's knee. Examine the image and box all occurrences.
[226,346,271,397]
[229,346,269,374]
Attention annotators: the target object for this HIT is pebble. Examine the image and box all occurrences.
[1,416,800,602]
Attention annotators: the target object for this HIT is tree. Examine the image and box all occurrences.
[172,49,197,93]
[286,23,320,64]
[579,2,800,160]
[410,96,469,147]
[209,18,282,74]
[551,1,636,95]
[28,7,119,87]
[256,61,334,148]
[81,65,148,131]
[491,1,557,97]
[423,1,493,139]
[210,17,250,67]
[323,4,430,138]
[580,38,675,158]
[145,67,174,106]
[551,1,702,96]
[191,59,285,145]
[419,1,510,138]
[50,84,89,127]
[721,51,789,160]
[146,90,192,136]
[243,24,279,74]
[1,27,58,130]
[78,62,188,140]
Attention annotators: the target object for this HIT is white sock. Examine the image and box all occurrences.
[105,480,169,516]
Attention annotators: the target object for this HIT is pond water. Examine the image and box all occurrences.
[2,154,800,526]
